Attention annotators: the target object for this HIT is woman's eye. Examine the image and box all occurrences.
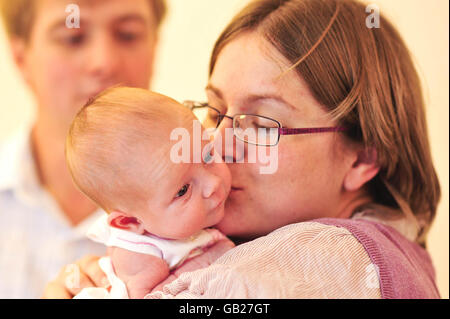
[175,184,190,198]
[207,111,219,121]
[251,120,271,129]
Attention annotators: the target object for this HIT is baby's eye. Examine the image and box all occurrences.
[175,184,190,198]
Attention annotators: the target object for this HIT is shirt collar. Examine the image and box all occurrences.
[0,125,38,193]
[352,203,420,242]
[0,124,105,238]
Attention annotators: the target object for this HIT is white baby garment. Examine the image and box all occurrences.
[74,214,226,299]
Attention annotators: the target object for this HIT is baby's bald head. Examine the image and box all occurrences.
[66,87,195,213]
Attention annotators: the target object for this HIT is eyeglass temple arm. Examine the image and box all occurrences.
[279,127,348,135]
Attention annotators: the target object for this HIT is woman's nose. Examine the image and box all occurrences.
[214,116,245,163]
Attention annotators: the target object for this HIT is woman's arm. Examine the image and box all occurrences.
[146,222,381,299]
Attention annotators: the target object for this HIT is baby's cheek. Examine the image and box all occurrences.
[169,208,205,239]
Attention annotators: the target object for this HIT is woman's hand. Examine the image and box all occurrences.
[42,255,108,299]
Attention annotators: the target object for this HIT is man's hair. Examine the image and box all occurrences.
[0,0,166,42]
[65,87,189,213]
[210,0,441,245]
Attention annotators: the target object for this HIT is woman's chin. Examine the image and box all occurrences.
[215,213,235,234]
[216,214,252,238]
[217,202,245,235]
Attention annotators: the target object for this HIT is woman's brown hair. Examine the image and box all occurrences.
[209,0,440,245]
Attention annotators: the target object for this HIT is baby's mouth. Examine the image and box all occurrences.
[216,194,227,208]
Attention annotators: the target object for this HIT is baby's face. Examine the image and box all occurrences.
[134,119,231,240]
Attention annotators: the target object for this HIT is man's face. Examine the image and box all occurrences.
[17,0,158,129]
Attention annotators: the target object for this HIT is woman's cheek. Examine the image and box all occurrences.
[275,142,300,177]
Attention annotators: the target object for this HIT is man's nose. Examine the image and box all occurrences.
[214,116,245,163]
[85,33,121,79]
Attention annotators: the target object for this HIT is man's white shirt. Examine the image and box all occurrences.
[0,126,106,298]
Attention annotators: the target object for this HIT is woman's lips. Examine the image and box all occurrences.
[230,186,243,194]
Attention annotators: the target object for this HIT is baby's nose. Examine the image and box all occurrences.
[202,174,224,202]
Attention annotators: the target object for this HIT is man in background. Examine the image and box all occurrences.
[0,0,166,298]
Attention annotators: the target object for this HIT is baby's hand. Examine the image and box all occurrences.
[108,247,169,299]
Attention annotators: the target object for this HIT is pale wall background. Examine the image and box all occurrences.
[0,0,448,298]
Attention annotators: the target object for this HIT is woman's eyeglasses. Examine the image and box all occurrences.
[183,101,348,147]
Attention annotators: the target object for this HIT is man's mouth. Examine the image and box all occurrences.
[83,84,119,102]
[85,89,106,101]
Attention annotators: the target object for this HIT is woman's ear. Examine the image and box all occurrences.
[343,147,380,192]
[107,211,145,235]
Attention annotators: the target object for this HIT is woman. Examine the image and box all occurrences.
[45,0,441,298]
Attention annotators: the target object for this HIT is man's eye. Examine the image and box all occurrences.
[175,184,190,198]
[116,32,140,42]
[63,34,85,46]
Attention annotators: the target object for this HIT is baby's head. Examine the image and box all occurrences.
[66,87,231,239]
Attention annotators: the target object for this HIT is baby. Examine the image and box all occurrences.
[65,87,233,298]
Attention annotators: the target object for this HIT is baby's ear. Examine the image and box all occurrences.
[107,211,145,235]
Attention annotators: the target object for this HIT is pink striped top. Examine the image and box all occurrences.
[145,205,439,299]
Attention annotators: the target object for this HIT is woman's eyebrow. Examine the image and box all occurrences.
[205,84,297,112]
[246,95,297,111]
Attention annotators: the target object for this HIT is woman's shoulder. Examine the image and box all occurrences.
[236,219,369,256]
[215,217,440,298]
[149,218,439,298]
[219,221,365,267]
[305,217,440,298]
[149,220,381,298]
[206,220,381,298]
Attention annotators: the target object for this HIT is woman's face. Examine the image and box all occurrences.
[209,32,356,238]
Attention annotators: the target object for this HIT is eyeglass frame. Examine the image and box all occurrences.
[183,101,348,146]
